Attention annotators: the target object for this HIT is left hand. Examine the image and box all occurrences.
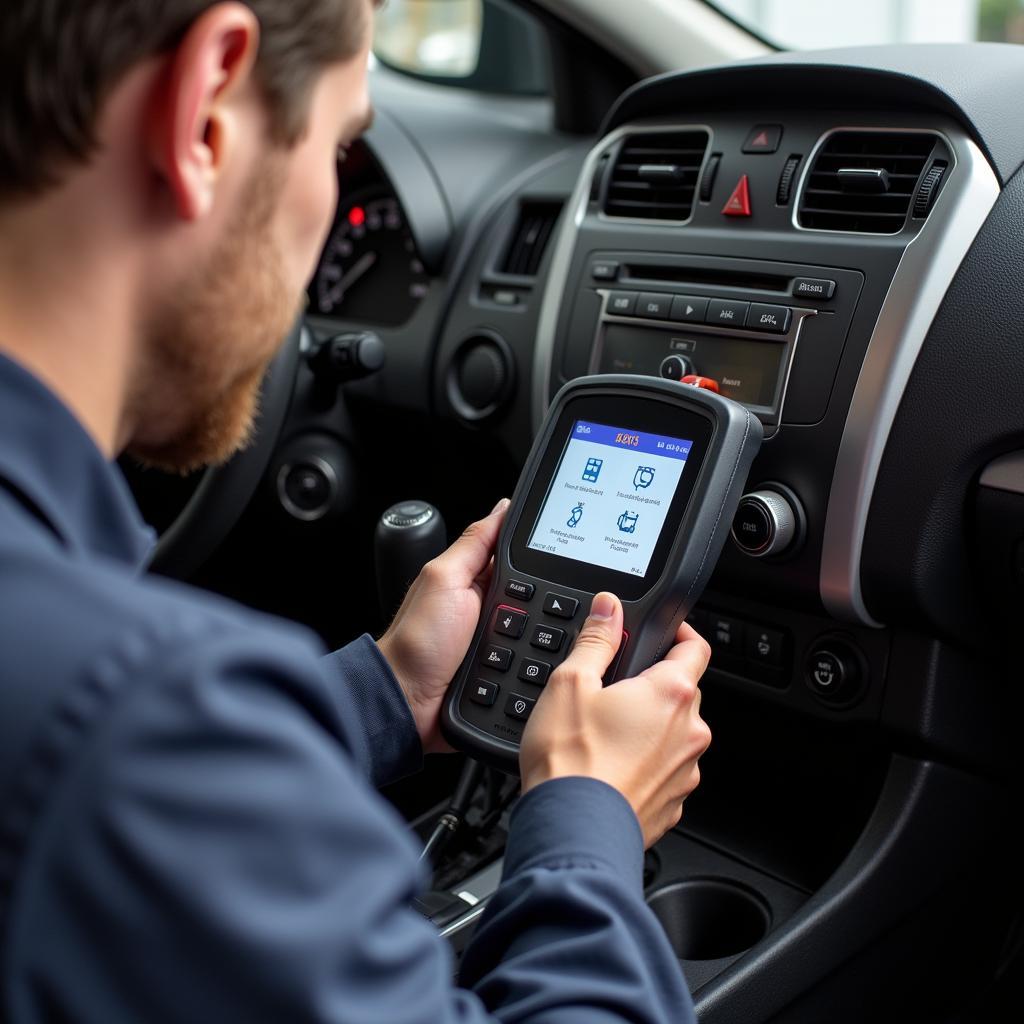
[378,498,510,754]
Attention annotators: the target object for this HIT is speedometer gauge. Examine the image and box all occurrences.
[308,188,430,326]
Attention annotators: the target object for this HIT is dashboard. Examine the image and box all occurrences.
[176,40,1024,1024]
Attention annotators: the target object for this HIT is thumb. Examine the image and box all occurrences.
[433,498,510,585]
[558,592,623,689]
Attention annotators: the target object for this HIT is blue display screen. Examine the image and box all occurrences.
[527,420,694,577]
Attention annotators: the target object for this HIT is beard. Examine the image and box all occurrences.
[126,161,299,475]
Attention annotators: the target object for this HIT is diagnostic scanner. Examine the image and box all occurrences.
[441,374,763,771]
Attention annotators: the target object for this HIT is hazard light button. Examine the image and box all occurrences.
[722,175,752,217]
[742,124,782,154]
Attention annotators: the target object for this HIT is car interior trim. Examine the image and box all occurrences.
[532,123,711,431]
[819,132,999,626]
[978,451,1024,495]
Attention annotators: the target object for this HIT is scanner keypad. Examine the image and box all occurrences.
[465,580,586,733]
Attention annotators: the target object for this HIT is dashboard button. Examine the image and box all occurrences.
[708,614,743,654]
[469,680,499,707]
[505,693,536,721]
[505,580,535,601]
[706,299,750,327]
[530,624,565,652]
[805,637,865,704]
[494,605,528,639]
[607,291,638,316]
[591,260,619,281]
[746,304,791,333]
[636,292,673,319]
[722,175,752,217]
[670,295,709,322]
[792,277,836,300]
[481,644,513,672]
[543,593,579,619]
[518,658,552,685]
[742,124,783,154]
[746,626,785,667]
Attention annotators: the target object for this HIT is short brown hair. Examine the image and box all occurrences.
[0,0,372,198]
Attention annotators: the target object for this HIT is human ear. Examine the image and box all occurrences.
[149,2,260,221]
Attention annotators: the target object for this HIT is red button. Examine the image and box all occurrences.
[681,374,721,393]
[722,175,752,217]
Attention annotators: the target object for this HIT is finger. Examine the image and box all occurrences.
[553,592,623,691]
[637,634,710,685]
[675,619,707,645]
[431,499,509,586]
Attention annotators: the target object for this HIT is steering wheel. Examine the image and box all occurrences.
[146,318,305,580]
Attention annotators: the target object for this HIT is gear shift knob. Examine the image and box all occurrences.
[375,500,447,618]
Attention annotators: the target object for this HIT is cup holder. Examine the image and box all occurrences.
[647,878,771,960]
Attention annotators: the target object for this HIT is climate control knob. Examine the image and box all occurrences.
[731,488,800,558]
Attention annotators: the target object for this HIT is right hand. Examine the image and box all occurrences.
[520,592,712,848]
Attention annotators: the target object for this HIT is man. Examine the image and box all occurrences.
[0,2,712,1020]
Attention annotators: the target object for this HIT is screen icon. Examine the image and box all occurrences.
[617,510,639,534]
[567,503,584,528]
[634,466,655,490]
[582,458,603,482]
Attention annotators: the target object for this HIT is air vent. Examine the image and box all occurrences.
[500,202,562,276]
[604,131,710,221]
[798,132,937,233]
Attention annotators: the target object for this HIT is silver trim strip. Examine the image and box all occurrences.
[532,124,712,431]
[979,452,1024,496]
[820,135,999,625]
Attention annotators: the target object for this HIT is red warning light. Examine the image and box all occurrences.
[348,205,366,227]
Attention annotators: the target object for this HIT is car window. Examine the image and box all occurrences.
[707,0,1024,48]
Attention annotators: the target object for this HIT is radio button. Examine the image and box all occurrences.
[706,299,750,326]
[660,355,692,380]
[607,291,638,316]
[746,303,791,333]
[792,277,836,300]
[637,292,673,319]
[591,260,619,281]
[670,295,709,323]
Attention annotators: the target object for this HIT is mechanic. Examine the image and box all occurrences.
[0,2,712,1021]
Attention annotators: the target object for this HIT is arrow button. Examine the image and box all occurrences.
[670,295,709,323]
[543,592,579,619]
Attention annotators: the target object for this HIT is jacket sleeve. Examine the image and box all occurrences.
[3,621,694,1024]
[320,633,423,787]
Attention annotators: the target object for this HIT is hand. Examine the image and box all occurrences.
[378,499,509,754]
[520,592,712,848]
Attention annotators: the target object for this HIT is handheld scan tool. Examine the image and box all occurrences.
[441,375,763,771]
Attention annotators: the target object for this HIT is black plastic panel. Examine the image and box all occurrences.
[862,162,1024,642]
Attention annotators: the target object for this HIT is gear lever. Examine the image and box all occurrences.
[374,500,447,619]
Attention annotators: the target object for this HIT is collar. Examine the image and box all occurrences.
[0,352,155,568]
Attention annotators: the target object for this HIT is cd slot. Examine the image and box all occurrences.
[622,263,789,294]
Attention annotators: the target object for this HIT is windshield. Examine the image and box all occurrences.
[708,0,1024,49]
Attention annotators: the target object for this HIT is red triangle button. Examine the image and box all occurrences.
[722,174,752,217]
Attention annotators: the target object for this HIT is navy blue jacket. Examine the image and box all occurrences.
[0,352,695,1023]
